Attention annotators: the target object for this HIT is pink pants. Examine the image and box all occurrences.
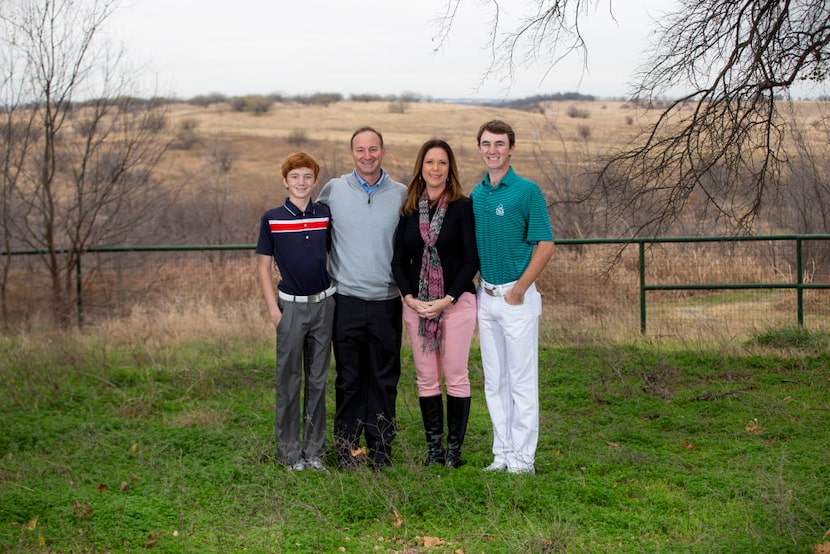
[402,292,477,397]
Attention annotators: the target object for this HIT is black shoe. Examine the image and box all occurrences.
[368,449,392,471]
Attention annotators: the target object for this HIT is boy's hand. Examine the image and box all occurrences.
[270,306,282,328]
[504,288,525,306]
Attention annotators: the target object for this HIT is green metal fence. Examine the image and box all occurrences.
[3,235,829,335]
[552,234,830,333]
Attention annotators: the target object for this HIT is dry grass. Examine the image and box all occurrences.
[5,99,830,343]
[158,99,653,203]
[55,237,822,348]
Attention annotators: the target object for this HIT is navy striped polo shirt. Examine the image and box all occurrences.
[255,199,331,296]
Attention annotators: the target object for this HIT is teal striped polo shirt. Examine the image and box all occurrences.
[471,167,554,285]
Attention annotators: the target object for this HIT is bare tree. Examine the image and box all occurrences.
[438,0,830,235]
[769,109,830,235]
[0,32,38,330]
[1,0,171,327]
[528,118,604,239]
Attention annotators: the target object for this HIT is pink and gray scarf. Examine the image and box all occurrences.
[417,188,448,352]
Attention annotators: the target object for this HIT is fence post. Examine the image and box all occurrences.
[76,254,83,329]
[639,241,646,334]
[796,237,803,327]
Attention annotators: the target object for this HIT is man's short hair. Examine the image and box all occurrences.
[477,120,515,147]
[350,126,384,149]
[281,152,320,179]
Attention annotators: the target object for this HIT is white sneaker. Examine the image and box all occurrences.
[483,461,508,472]
[507,466,535,475]
[289,461,305,471]
[305,457,327,471]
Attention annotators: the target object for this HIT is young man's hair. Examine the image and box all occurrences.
[281,152,320,179]
[477,120,515,147]
[401,139,464,215]
[350,126,384,149]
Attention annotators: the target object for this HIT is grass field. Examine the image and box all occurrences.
[1,328,829,553]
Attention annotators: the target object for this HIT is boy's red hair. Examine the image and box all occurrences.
[281,152,320,179]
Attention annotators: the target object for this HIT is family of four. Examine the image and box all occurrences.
[255,120,554,475]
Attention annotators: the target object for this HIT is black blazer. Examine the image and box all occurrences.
[391,197,479,301]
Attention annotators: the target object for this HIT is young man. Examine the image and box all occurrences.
[256,152,335,472]
[317,127,407,470]
[471,120,555,475]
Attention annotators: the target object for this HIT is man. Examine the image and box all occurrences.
[255,152,334,472]
[471,120,555,475]
[317,127,407,470]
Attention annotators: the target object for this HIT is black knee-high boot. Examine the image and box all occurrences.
[445,395,471,468]
[419,395,445,465]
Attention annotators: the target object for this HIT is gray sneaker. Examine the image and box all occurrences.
[289,461,305,472]
[305,457,327,471]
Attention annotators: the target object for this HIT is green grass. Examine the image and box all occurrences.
[1,332,829,553]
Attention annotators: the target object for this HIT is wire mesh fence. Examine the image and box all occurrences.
[3,236,829,342]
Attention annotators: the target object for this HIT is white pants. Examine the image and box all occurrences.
[477,281,542,472]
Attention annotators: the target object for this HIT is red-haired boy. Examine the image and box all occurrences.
[256,152,334,471]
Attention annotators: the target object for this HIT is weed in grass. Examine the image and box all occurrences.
[748,326,830,350]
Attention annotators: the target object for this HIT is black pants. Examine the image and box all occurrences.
[332,294,402,466]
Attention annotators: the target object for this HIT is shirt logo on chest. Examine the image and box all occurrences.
[495,204,505,217]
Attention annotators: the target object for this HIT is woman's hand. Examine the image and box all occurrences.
[405,294,453,320]
[419,296,453,320]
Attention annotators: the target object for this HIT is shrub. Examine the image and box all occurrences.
[229,95,272,115]
[350,93,384,102]
[208,139,237,173]
[566,105,591,119]
[293,93,343,107]
[748,327,830,349]
[172,118,199,150]
[188,93,227,107]
[286,129,309,148]
[140,111,168,132]
[388,102,407,114]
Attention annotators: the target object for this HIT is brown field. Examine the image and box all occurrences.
[158,99,648,201]
[5,99,830,342]
[159,97,830,224]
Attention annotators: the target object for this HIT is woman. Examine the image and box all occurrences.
[391,139,479,467]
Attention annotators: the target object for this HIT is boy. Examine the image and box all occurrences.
[472,120,554,475]
[256,152,335,471]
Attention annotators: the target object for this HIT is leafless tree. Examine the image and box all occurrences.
[1,0,172,327]
[438,0,830,235]
[528,118,604,240]
[0,34,39,330]
[770,109,830,235]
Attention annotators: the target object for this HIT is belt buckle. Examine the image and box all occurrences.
[310,291,323,302]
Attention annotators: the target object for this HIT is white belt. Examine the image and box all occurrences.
[480,279,516,297]
[278,286,336,303]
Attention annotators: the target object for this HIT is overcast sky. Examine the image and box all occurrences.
[110,0,673,101]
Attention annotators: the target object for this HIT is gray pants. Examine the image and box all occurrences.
[276,296,334,465]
